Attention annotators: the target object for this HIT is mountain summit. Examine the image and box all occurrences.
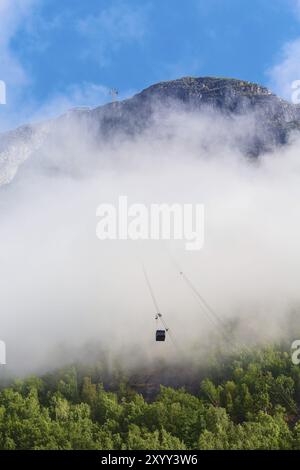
[1,76,300,185]
[88,77,300,146]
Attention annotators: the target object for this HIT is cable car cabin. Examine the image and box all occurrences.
[156,330,166,342]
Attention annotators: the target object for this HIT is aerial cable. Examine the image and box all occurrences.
[179,270,224,327]
[164,248,232,341]
[142,264,161,317]
[143,248,297,415]
[164,247,298,414]
[142,263,180,351]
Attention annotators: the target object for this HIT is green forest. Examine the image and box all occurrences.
[1,345,300,450]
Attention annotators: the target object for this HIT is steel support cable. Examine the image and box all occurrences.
[142,264,181,352]
[165,250,298,415]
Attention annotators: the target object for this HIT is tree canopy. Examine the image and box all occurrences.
[0,345,300,450]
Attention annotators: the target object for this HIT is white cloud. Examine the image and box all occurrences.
[0,0,37,86]
[0,0,39,132]
[292,0,300,18]
[77,2,150,66]
[268,1,300,100]
[268,38,300,100]
[0,2,116,131]
[0,1,147,131]
[26,82,112,123]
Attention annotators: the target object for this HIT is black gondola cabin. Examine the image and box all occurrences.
[156,330,166,342]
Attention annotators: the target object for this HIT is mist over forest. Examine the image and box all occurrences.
[1,81,300,380]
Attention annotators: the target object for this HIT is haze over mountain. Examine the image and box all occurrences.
[1,76,300,375]
[1,76,300,187]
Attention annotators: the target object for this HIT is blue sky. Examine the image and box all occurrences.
[1,0,300,129]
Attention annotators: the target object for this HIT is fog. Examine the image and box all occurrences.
[0,104,300,375]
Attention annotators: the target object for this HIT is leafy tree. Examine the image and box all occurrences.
[0,343,299,450]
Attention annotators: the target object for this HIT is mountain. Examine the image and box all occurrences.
[88,77,300,147]
[1,76,300,185]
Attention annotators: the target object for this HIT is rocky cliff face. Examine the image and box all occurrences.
[1,76,300,185]
[88,77,300,151]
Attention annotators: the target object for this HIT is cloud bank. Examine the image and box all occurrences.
[0,103,300,376]
[268,1,300,100]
